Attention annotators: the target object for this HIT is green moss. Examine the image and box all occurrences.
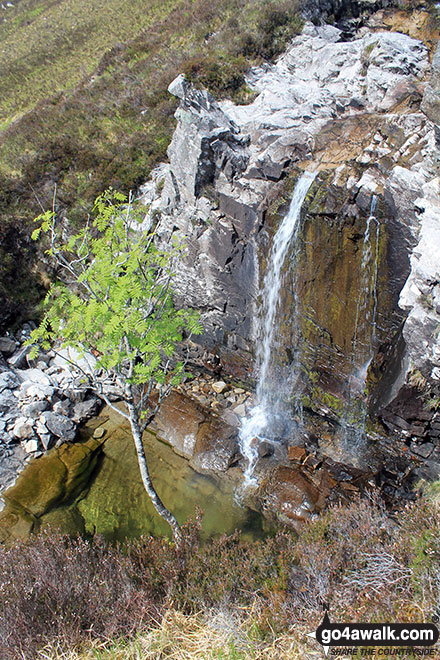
[305,183,328,215]
[311,386,344,414]
[5,455,69,517]
[301,394,312,408]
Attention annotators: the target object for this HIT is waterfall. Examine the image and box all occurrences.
[239,171,316,488]
[344,195,380,440]
[351,196,378,363]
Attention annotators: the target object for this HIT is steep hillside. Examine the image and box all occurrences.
[0,0,302,329]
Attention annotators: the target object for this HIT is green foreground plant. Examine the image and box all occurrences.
[28,189,202,541]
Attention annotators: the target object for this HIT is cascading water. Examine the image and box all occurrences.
[344,195,380,441]
[239,171,317,488]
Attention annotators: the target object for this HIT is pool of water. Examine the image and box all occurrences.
[1,406,269,543]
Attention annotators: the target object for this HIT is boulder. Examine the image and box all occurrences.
[0,337,16,355]
[220,409,240,427]
[7,346,32,369]
[51,347,97,375]
[153,391,238,468]
[12,418,34,440]
[288,446,307,462]
[24,439,39,454]
[20,400,49,417]
[153,391,208,458]
[260,466,326,532]
[72,397,100,423]
[22,384,55,401]
[39,433,52,451]
[64,387,87,403]
[233,403,246,417]
[17,368,52,387]
[258,441,274,458]
[190,438,239,473]
[0,371,20,393]
[52,399,71,416]
[0,389,17,414]
[39,412,76,442]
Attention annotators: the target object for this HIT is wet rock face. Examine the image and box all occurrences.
[152,390,239,472]
[137,15,440,489]
[144,21,432,390]
[149,381,376,532]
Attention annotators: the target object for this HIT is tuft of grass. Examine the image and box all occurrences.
[38,610,304,659]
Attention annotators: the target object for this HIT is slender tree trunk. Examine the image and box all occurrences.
[125,398,182,544]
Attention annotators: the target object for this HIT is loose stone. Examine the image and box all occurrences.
[212,381,228,394]
[233,404,247,417]
[0,337,16,355]
[24,439,39,454]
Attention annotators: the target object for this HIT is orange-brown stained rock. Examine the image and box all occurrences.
[152,391,238,471]
[340,481,359,492]
[376,9,439,54]
[261,466,326,533]
[287,446,307,462]
[317,469,338,498]
[152,391,207,459]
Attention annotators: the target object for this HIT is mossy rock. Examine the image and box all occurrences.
[4,455,68,517]
[40,507,87,537]
[0,506,36,543]
[59,440,102,501]
[3,437,102,518]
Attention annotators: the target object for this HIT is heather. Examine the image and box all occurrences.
[0,492,438,659]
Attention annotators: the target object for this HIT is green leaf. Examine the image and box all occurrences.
[29,188,203,406]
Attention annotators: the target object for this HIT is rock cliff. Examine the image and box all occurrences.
[139,8,440,490]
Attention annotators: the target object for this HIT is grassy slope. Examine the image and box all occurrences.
[0,0,181,126]
[0,0,302,330]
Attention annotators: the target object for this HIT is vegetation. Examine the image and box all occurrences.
[0,0,302,330]
[27,190,201,540]
[409,368,440,412]
[0,491,438,659]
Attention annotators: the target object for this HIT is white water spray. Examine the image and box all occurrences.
[239,171,317,488]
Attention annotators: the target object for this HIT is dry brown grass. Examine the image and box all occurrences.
[37,609,311,660]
